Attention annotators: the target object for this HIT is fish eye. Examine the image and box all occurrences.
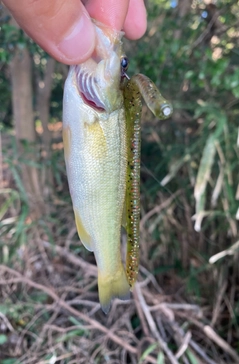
[121,56,129,71]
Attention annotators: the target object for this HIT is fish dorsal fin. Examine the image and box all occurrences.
[73,209,93,252]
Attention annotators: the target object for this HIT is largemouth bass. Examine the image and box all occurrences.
[63,22,129,314]
[63,21,173,313]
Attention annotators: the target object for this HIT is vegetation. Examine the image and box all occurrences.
[0,0,239,363]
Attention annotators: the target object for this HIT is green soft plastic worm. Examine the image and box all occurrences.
[123,73,173,288]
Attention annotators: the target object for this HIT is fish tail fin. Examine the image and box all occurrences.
[98,265,130,314]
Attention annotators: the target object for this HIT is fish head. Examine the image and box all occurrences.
[73,22,124,113]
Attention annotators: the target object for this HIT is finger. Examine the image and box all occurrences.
[84,0,147,39]
[2,0,96,65]
[124,0,147,40]
[84,0,129,31]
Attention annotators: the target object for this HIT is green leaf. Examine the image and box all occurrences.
[0,334,7,345]
[185,70,194,79]
[0,189,20,221]
[157,351,165,364]
[232,85,239,98]
[0,305,8,315]
[186,349,199,364]
[1,360,18,364]
[69,317,83,326]
[194,135,216,202]
[56,329,86,342]
[8,163,28,204]
[139,343,158,363]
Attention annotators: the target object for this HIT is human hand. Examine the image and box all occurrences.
[2,0,147,65]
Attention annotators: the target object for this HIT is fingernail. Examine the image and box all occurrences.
[57,11,95,63]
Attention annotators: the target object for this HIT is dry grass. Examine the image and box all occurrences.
[0,217,239,364]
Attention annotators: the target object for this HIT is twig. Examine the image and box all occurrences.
[37,352,73,364]
[139,265,163,293]
[140,191,181,229]
[44,323,94,333]
[175,331,191,359]
[0,311,15,332]
[189,339,217,364]
[135,282,179,364]
[210,280,227,327]
[66,298,100,308]
[132,288,150,337]
[40,240,97,276]
[209,240,239,264]
[30,295,67,354]
[187,316,239,363]
[16,306,54,357]
[150,303,201,314]
[170,320,217,364]
[204,325,239,362]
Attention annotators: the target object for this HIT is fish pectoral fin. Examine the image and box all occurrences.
[98,265,130,314]
[73,209,93,252]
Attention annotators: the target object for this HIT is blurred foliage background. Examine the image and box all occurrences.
[0,0,239,363]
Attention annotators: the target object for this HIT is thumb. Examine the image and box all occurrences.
[2,0,96,65]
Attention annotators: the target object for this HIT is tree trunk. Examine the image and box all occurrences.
[10,47,45,218]
[36,57,55,193]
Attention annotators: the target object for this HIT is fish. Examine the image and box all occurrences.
[63,20,173,313]
[63,22,129,314]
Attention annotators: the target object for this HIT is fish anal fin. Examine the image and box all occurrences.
[98,264,130,314]
[73,209,93,252]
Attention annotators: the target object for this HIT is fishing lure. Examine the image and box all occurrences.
[122,71,173,288]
